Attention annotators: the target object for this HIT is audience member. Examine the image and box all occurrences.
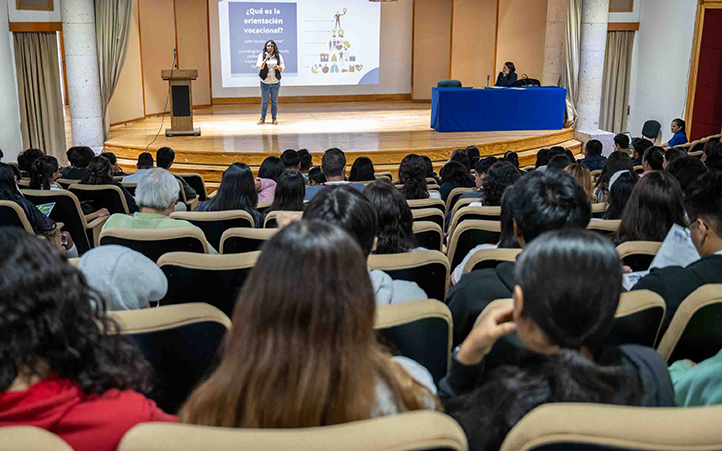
[298,149,312,182]
[439,160,474,201]
[195,163,262,228]
[503,151,519,169]
[466,146,481,167]
[580,139,606,171]
[633,171,722,333]
[460,157,498,201]
[669,348,722,407]
[80,156,139,213]
[0,163,54,234]
[100,152,128,176]
[631,138,653,166]
[349,156,376,182]
[663,147,687,170]
[449,149,472,171]
[594,151,634,202]
[641,146,665,176]
[258,156,284,182]
[0,228,175,451]
[104,168,217,253]
[547,154,573,172]
[614,171,685,245]
[614,134,632,156]
[422,155,440,183]
[178,220,438,428]
[122,152,154,183]
[666,156,708,194]
[62,147,94,180]
[447,170,591,345]
[564,163,596,203]
[266,170,305,214]
[29,155,62,190]
[156,147,197,201]
[280,149,301,172]
[0,148,3,161]
[307,166,326,186]
[701,139,720,163]
[303,185,428,304]
[78,245,167,310]
[477,160,521,206]
[604,171,639,220]
[534,148,550,170]
[441,229,674,451]
[363,180,419,254]
[17,148,45,177]
[706,144,722,172]
[661,118,688,148]
[398,154,437,200]
[304,148,364,201]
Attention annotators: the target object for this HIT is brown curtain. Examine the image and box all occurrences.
[600,31,635,133]
[13,32,66,160]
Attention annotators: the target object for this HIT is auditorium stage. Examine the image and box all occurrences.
[105,101,580,186]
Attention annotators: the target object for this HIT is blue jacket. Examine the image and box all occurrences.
[581,154,606,171]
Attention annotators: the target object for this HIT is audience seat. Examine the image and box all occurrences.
[16,178,30,187]
[500,403,722,451]
[438,79,462,88]
[108,303,231,414]
[657,284,722,364]
[170,210,255,251]
[447,206,501,237]
[368,250,450,302]
[413,221,443,252]
[375,299,453,384]
[461,248,521,275]
[69,183,131,215]
[264,210,293,228]
[55,178,76,189]
[375,171,393,181]
[616,241,662,272]
[118,411,468,451]
[22,189,107,253]
[122,182,137,196]
[175,173,208,201]
[608,290,666,347]
[157,251,260,317]
[411,207,445,230]
[591,202,607,218]
[407,198,446,215]
[220,227,277,254]
[0,426,74,451]
[177,179,198,211]
[447,198,481,225]
[99,227,210,262]
[0,200,36,234]
[633,165,644,174]
[641,120,662,145]
[445,188,474,214]
[587,219,621,237]
[446,220,501,271]
[256,200,272,214]
[689,139,706,154]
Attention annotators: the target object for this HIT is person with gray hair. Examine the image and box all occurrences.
[102,168,218,253]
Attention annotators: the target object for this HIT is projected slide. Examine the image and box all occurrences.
[218,0,380,87]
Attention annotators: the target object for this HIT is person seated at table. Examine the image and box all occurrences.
[495,62,518,87]
[661,118,688,148]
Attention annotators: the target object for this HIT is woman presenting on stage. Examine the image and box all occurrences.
[256,40,285,125]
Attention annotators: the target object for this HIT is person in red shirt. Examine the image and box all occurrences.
[0,228,176,451]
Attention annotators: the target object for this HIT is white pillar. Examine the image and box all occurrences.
[61,0,104,153]
[0,0,24,162]
[542,0,566,87]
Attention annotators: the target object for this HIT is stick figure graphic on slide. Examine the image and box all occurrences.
[334,8,347,29]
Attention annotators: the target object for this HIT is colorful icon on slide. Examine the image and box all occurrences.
[310,7,363,79]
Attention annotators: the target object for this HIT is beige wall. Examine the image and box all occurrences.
[175,0,211,105]
[108,0,144,124]
[412,0,452,100]
[496,0,547,81]
[450,0,497,87]
[139,0,176,116]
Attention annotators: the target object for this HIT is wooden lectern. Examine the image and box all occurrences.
[161,69,201,137]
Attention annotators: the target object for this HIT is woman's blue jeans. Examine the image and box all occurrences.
[260,82,280,120]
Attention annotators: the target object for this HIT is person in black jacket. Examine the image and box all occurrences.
[440,229,674,451]
[633,171,722,334]
[495,61,518,87]
[156,147,196,203]
[447,170,591,346]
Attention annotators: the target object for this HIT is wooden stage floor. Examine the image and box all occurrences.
[105,101,580,182]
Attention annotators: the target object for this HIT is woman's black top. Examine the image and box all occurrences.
[495,72,518,87]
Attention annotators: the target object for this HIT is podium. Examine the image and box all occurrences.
[161,69,201,137]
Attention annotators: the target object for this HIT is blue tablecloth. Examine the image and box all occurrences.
[431,86,567,132]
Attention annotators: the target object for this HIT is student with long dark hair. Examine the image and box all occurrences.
[0,163,54,234]
[0,229,175,451]
[196,163,262,225]
[178,220,439,427]
[80,156,139,213]
[594,151,634,202]
[439,160,475,201]
[349,156,375,182]
[422,155,440,184]
[442,229,673,451]
[614,171,686,244]
[399,154,436,200]
[266,170,305,213]
[29,155,62,190]
[363,180,419,254]
[256,39,285,125]
[603,170,639,220]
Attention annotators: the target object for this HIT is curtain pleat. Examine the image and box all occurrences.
[13,32,66,160]
[599,31,635,133]
[560,0,581,127]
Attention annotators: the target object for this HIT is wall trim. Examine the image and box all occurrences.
[8,22,62,32]
[607,22,639,31]
[211,93,412,105]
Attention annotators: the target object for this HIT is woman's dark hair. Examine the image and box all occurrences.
[308,166,326,185]
[466,146,480,166]
[604,171,639,220]
[440,160,475,188]
[29,155,59,190]
[349,156,375,182]
[498,188,519,249]
[0,227,152,395]
[450,149,471,171]
[503,151,519,168]
[269,170,305,212]
[643,146,665,171]
[17,148,45,172]
[258,156,284,182]
[204,163,258,213]
[615,171,686,244]
[422,155,438,179]
[298,149,312,172]
[672,118,686,132]
[362,180,417,254]
[263,39,279,58]
[399,154,429,200]
[702,138,720,158]
[707,145,722,173]
[80,156,114,185]
[534,148,550,168]
[0,163,22,201]
[595,151,634,195]
[632,138,653,159]
[444,229,639,451]
[100,152,117,165]
[68,146,95,168]
[481,160,521,206]
[666,156,708,194]
[504,61,516,73]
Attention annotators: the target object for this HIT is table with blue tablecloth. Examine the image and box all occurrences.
[430,86,567,132]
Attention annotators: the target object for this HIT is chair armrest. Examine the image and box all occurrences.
[188,197,199,211]
[86,216,109,248]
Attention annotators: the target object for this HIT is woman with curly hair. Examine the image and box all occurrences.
[80,156,139,213]
[0,228,175,451]
[363,180,419,254]
[399,154,437,200]
[480,160,521,206]
[439,160,475,201]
